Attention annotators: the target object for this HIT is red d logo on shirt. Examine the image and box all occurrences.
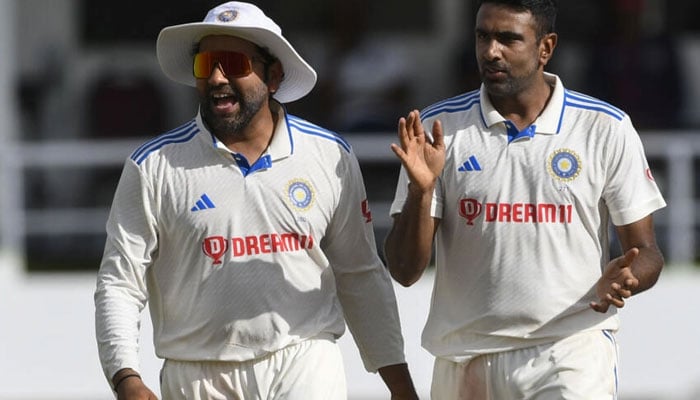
[202,236,228,264]
[459,198,482,226]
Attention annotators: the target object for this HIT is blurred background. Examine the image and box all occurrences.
[1,0,699,399]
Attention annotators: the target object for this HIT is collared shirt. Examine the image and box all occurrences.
[96,105,405,380]
[391,73,666,362]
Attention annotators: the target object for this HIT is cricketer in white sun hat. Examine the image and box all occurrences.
[156,1,317,103]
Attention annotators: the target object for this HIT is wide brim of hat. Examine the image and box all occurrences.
[156,22,317,103]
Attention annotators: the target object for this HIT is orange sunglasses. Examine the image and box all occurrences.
[193,51,256,79]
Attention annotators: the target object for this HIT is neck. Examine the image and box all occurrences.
[492,75,553,131]
[216,101,280,163]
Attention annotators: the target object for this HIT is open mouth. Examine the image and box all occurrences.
[210,92,239,113]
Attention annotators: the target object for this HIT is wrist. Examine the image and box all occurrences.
[407,181,435,199]
[378,363,417,397]
[112,368,141,392]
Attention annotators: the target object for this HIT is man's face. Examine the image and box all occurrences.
[474,4,545,99]
[195,35,270,136]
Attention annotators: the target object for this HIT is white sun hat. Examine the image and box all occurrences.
[156,1,317,103]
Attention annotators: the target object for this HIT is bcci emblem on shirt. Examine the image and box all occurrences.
[286,179,315,211]
[547,148,582,182]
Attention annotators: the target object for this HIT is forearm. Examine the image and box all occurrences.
[384,184,437,286]
[615,216,665,295]
[631,243,664,294]
[95,258,147,381]
[335,264,408,371]
[378,363,419,399]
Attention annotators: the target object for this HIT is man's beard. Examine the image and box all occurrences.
[200,84,268,137]
[480,56,541,99]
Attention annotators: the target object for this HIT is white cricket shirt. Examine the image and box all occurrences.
[95,105,405,380]
[391,73,666,362]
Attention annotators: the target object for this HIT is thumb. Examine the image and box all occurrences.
[618,247,639,268]
[590,299,610,313]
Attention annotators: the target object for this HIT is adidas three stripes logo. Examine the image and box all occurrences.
[191,194,216,211]
[458,155,482,172]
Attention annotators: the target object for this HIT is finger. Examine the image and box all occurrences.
[611,283,632,299]
[624,276,639,290]
[620,247,639,268]
[397,116,414,151]
[397,116,406,134]
[431,119,444,148]
[605,292,626,308]
[607,247,639,271]
[409,110,423,138]
[390,143,409,163]
[611,282,633,299]
[616,288,633,299]
[404,111,414,130]
[589,300,609,313]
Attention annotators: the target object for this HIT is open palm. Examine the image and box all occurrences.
[391,110,445,192]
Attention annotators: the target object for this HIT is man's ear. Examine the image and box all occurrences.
[539,32,557,66]
[267,60,284,94]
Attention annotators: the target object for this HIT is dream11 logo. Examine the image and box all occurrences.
[202,236,228,264]
[458,197,574,225]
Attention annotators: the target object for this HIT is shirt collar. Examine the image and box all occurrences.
[267,102,293,161]
[196,101,293,162]
[479,72,565,135]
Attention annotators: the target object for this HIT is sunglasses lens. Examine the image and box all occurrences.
[193,51,253,79]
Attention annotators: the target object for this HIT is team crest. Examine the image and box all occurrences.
[217,10,238,22]
[286,179,315,211]
[547,149,581,182]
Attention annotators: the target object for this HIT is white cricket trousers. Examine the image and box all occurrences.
[431,330,619,400]
[160,337,347,400]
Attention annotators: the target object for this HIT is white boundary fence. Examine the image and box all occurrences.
[0,131,698,270]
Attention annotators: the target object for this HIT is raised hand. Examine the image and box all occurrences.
[390,110,445,193]
[590,248,640,313]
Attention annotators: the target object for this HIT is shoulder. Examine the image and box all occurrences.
[558,90,644,160]
[561,89,639,145]
[420,89,481,122]
[286,114,352,154]
[563,89,628,123]
[129,119,200,166]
